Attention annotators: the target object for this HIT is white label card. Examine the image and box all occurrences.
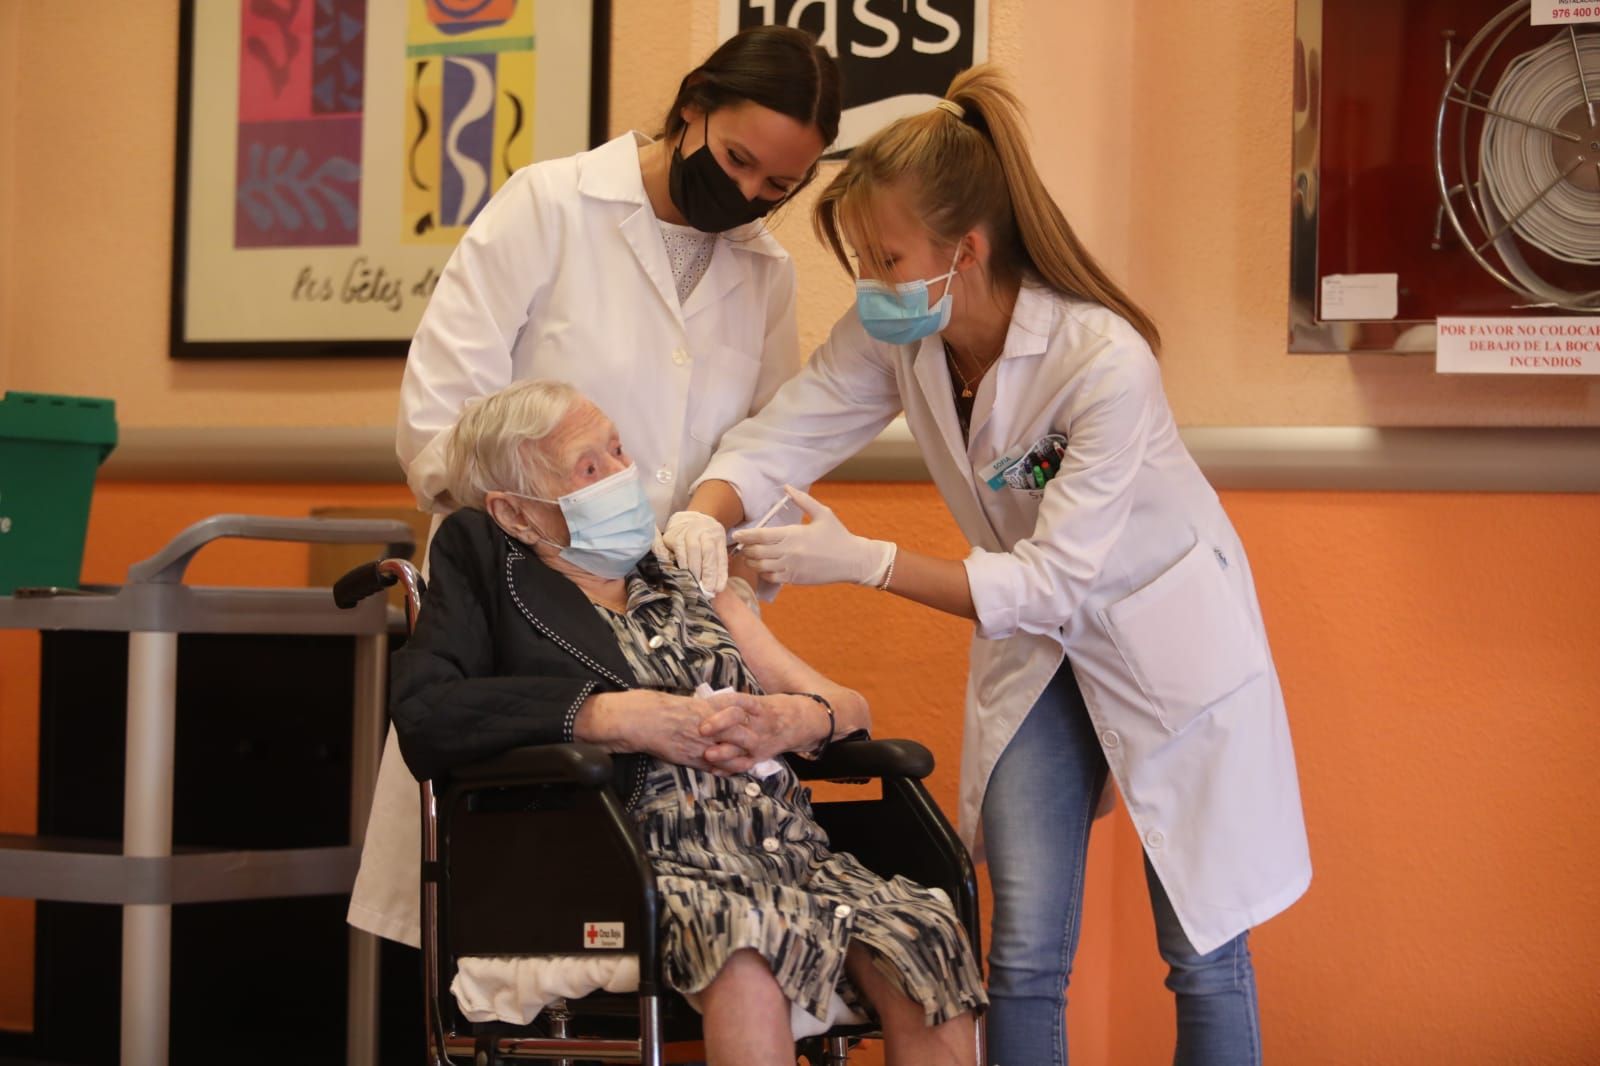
[583,921,625,949]
[1532,2,1600,26]
[1436,318,1600,374]
[1321,274,1398,321]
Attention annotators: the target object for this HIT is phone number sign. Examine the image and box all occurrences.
[1532,1,1600,25]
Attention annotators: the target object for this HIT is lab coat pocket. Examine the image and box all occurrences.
[1099,539,1267,735]
[689,342,763,446]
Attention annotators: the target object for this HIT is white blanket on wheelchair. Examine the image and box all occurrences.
[451,955,867,1039]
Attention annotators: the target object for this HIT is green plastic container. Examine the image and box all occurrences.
[0,391,118,595]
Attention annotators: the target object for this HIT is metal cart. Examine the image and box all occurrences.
[0,515,414,1066]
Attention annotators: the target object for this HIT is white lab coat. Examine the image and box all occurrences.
[696,283,1311,954]
[351,131,802,947]
[395,129,801,521]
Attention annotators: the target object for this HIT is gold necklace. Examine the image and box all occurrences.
[943,339,992,400]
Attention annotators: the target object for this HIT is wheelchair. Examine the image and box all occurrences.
[336,555,984,1065]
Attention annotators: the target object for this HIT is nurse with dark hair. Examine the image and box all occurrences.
[352,26,842,954]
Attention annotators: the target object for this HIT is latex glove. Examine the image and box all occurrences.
[658,510,729,595]
[730,486,894,587]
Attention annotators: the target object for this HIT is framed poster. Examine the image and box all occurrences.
[171,0,610,358]
[718,0,988,157]
[1290,0,1600,353]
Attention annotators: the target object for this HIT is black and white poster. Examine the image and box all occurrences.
[719,1,989,155]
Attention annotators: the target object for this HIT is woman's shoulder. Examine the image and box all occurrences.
[488,133,634,214]
[1024,284,1143,350]
[1027,286,1156,372]
[432,508,506,573]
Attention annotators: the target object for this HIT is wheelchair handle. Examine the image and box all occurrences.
[790,738,935,782]
[446,742,615,791]
[333,560,394,609]
[333,558,424,632]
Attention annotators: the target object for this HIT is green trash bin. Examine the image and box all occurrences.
[0,391,118,595]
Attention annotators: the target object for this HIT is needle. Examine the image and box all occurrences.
[729,494,796,556]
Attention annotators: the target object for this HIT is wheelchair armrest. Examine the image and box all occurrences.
[447,741,614,791]
[789,737,934,781]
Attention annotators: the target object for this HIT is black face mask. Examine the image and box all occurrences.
[667,114,784,233]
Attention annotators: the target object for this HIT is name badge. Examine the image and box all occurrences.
[980,451,1025,491]
[982,434,1068,491]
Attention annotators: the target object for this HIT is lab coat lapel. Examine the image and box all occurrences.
[576,132,684,332]
[965,286,1054,445]
[617,205,686,332]
[681,239,745,323]
[909,338,1003,549]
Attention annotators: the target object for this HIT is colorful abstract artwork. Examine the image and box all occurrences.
[236,0,367,248]
[173,0,604,356]
[403,0,536,244]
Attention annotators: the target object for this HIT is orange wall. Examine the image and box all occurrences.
[8,1,1600,428]
[4,481,1598,1062]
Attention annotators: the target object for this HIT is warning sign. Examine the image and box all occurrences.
[1436,318,1600,374]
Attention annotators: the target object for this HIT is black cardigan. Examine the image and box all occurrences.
[390,507,650,802]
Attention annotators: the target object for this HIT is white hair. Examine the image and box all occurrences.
[444,379,584,510]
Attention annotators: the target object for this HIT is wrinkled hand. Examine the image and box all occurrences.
[658,510,729,595]
[698,692,829,774]
[585,690,748,770]
[729,486,894,587]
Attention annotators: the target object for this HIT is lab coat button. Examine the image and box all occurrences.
[833,904,852,919]
[655,467,674,485]
[1145,830,1165,849]
[761,837,781,854]
[1100,730,1121,749]
[743,781,761,798]
[671,348,689,366]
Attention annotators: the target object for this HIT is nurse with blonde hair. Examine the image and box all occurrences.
[673,66,1311,1066]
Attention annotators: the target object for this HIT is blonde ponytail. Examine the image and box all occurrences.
[815,65,1160,353]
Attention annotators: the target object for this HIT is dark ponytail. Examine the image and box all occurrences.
[661,26,842,186]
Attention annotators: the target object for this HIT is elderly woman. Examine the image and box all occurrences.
[389,379,986,1066]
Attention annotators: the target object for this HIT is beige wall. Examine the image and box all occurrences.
[2,0,1597,430]
[0,3,18,393]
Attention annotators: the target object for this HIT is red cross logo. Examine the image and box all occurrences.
[585,923,598,944]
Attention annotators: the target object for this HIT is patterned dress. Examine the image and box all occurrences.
[592,556,987,1026]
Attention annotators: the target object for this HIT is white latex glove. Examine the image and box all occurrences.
[730,486,895,587]
[658,510,729,595]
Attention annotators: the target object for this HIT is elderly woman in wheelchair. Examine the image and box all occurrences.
[389,378,986,1066]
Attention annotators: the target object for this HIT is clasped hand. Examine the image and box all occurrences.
[601,689,825,775]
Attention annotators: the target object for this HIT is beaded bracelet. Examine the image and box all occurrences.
[876,543,899,592]
[794,692,835,760]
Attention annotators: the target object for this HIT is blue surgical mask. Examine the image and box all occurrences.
[509,464,657,579]
[854,245,963,344]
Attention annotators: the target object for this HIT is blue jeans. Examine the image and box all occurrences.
[980,662,1261,1066]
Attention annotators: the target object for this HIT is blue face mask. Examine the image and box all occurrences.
[511,464,657,579]
[854,245,963,344]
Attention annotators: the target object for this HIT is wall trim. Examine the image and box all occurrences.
[100,421,1600,493]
